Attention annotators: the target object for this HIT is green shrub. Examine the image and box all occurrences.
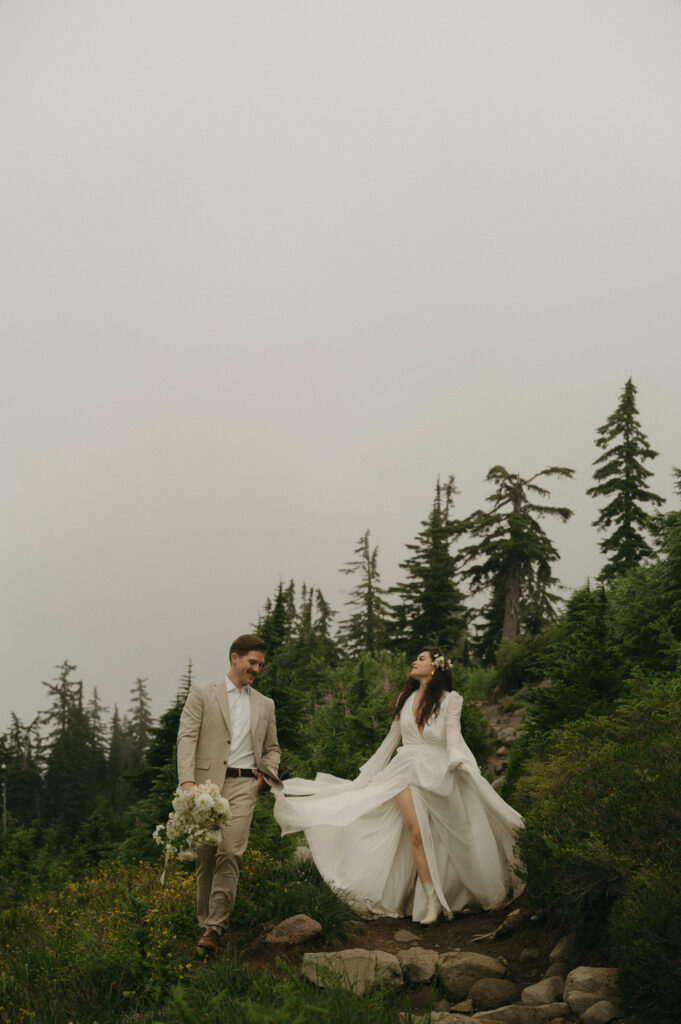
[495,631,554,693]
[460,700,494,768]
[452,664,498,701]
[515,676,681,1011]
[610,859,681,1023]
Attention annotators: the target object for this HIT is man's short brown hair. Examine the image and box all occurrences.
[229,634,267,659]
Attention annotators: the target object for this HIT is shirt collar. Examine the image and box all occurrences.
[225,676,250,696]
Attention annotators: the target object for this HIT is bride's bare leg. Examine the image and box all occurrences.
[396,788,432,884]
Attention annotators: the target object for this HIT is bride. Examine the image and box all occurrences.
[273,648,523,924]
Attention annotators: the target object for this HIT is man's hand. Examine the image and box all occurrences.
[253,770,266,793]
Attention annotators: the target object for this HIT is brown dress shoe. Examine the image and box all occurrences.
[197,927,220,955]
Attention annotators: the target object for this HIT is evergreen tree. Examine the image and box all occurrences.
[390,477,467,654]
[0,715,44,830]
[256,582,339,759]
[587,377,665,582]
[459,465,574,662]
[256,582,292,655]
[313,588,340,666]
[41,662,106,837]
[86,688,109,753]
[337,529,391,656]
[127,677,154,772]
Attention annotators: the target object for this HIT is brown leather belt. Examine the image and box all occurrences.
[225,767,256,778]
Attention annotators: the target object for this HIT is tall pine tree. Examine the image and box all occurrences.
[390,477,467,654]
[337,529,391,656]
[587,377,664,582]
[127,677,154,772]
[459,465,574,662]
[41,662,107,837]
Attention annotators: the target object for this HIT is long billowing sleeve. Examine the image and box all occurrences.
[445,692,480,774]
[356,719,402,782]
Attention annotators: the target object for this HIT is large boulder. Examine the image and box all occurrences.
[302,948,403,994]
[563,966,619,1016]
[580,999,624,1024]
[521,976,565,1005]
[438,951,506,1000]
[396,946,439,985]
[265,914,322,946]
[549,935,574,964]
[468,976,519,1009]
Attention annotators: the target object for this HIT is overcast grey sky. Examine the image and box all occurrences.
[2,1,680,732]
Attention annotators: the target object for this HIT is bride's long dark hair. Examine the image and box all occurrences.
[393,647,453,729]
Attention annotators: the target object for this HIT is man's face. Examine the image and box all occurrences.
[229,649,265,689]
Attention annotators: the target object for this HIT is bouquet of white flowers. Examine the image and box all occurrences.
[154,782,230,883]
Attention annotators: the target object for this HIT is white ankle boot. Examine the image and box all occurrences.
[421,881,441,925]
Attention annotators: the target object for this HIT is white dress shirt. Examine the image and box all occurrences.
[225,677,257,769]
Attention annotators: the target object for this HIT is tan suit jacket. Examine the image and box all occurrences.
[177,679,282,791]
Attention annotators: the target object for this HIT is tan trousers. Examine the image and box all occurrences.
[196,775,259,933]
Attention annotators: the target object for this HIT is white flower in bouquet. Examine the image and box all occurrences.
[172,789,193,813]
[154,782,231,883]
[215,796,230,816]
[194,791,215,813]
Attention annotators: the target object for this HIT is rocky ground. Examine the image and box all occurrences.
[244,891,555,996]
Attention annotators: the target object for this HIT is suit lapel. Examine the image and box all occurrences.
[215,679,232,734]
[250,687,261,741]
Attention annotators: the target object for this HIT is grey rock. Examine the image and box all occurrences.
[544,962,568,979]
[265,913,322,946]
[548,935,574,964]
[472,1003,571,1022]
[451,998,474,1012]
[520,947,540,962]
[397,946,439,984]
[564,967,619,1016]
[495,727,518,746]
[438,951,506,1001]
[521,977,564,1005]
[394,928,422,942]
[580,999,624,1024]
[469,977,519,1009]
[301,948,403,994]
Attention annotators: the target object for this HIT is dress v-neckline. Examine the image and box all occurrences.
[411,690,426,738]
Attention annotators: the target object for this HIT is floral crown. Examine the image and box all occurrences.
[432,653,450,671]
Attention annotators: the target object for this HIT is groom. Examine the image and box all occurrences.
[176,633,281,954]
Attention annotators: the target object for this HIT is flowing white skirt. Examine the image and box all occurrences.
[274,741,524,922]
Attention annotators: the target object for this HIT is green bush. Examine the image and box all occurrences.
[452,664,498,701]
[460,700,494,768]
[494,631,554,694]
[610,859,681,1023]
[514,676,681,1011]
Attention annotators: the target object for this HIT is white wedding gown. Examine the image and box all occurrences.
[274,691,524,922]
